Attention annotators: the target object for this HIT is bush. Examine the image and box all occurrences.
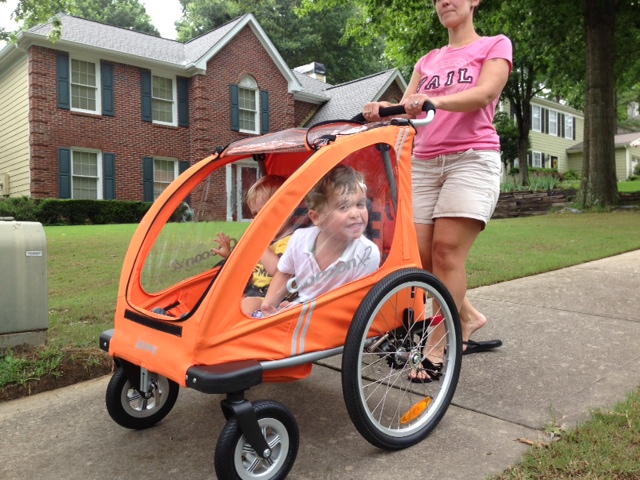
[562,170,580,181]
[0,197,151,225]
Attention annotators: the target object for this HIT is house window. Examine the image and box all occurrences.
[548,110,558,136]
[564,115,574,140]
[152,75,175,124]
[71,59,99,113]
[532,151,542,168]
[72,150,101,199]
[239,75,259,133]
[154,158,178,200]
[532,105,542,132]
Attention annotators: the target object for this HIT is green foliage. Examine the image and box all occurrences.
[0,348,64,388]
[494,111,520,168]
[0,197,151,225]
[1,0,159,42]
[177,0,389,84]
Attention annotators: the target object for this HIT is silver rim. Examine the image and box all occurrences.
[357,280,458,437]
[233,417,290,480]
[119,376,171,419]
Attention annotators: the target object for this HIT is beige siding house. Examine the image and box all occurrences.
[567,132,640,181]
[0,56,30,197]
[503,96,639,181]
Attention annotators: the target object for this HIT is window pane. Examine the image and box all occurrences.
[239,110,256,131]
[153,98,173,123]
[71,60,96,87]
[153,76,173,101]
[72,85,97,111]
[73,176,98,199]
[154,159,175,200]
[71,59,97,111]
[72,151,98,199]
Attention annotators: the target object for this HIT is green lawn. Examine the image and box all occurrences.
[2,210,640,478]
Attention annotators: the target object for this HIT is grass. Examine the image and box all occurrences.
[618,179,640,193]
[2,210,640,477]
[492,386,640,479]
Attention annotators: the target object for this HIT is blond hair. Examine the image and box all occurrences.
[245,175,285,206]
[306,165,367,212]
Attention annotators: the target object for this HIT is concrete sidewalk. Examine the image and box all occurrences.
[1,250,639,480]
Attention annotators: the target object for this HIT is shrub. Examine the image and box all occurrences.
[562,170,580,181]
[0,197,151,225]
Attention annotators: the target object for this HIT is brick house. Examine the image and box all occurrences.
[0,13,406,217]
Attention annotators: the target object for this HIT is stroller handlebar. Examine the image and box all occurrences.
[351,102,436,126]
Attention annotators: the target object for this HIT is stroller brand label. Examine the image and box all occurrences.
[135,338,158,355]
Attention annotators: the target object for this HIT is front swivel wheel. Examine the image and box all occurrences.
[214,399,299,480]
[105,366,179,430]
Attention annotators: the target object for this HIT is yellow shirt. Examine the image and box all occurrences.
[251,235,291,288]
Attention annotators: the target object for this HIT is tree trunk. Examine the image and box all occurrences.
[581,0,619,207]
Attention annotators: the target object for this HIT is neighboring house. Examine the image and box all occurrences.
[0,13,406,219]
[503,96,639,180]
[567,132,640,181]
[502,96,585,172]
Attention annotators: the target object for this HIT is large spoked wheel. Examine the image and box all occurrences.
[342,268,462,450]
[105,366,179,430]
[214,400,299,480]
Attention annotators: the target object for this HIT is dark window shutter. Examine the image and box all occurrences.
[58,148,71,198]
[143,156,154,202]
[57,52,70,110]
[572,117,576,140]
[177,77,189,127]
[101,62,115,117]
[141,70,152,122]
[260,90,270,134]
[103,153,116,199]
[541,153,546,168]
[560,113,565,138]
[527,151,532,167]
[230,84,239,131]
[179,160,189,175]
[543,108,548,134]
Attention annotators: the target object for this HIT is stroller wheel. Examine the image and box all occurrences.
[105,366,179,430]
[215,400,299,480]
[342,268,462,450]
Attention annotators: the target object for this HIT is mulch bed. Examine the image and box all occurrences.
[0,346,114,403]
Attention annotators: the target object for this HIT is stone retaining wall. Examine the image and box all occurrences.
[493,190,640,219]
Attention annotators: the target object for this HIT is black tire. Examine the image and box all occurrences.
[214,400,299,480]
[105,366,179,430]
[342,268,462,450]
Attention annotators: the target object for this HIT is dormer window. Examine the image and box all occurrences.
[238,75,259,133]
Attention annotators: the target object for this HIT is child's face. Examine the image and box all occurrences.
[315,186,368,242]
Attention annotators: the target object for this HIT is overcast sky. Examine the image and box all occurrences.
[0,0,182,49]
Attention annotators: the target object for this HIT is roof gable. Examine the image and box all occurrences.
[8,13,302,92]
[306,69,407,124]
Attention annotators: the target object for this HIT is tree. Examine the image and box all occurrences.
[175,0,388,84]
[580,0,618,207]
[0,0,159,42]
[301,0,640,206]
[494,111,521,172]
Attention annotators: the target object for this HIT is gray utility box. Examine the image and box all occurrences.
[0,220,48,348]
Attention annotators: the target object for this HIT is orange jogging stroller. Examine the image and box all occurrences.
[100,105,462,480]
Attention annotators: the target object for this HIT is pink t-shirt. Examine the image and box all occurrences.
[412,35,513,160]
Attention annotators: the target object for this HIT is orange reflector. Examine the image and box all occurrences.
[400,396,432,424]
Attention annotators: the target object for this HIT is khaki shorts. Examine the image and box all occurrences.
[412,149,502,228]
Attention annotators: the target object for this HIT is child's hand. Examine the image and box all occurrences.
[212,233,232,258]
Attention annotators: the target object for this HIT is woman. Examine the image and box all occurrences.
[363,0,512,381]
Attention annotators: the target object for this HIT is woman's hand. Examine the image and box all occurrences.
[403,94,436,117]
[362,101,393,122]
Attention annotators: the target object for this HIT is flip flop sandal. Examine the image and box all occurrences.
[408,357,443,384]
[462,339,503,355]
